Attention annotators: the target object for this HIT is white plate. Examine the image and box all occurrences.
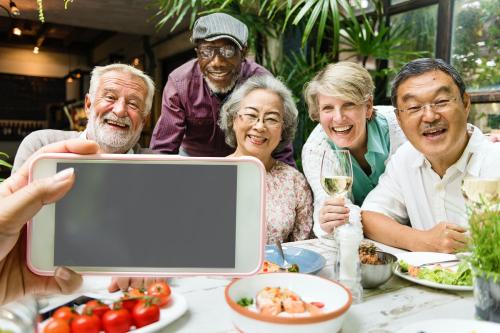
[396,318,500,333]
[39,291,187,333]
[394,252,473,291]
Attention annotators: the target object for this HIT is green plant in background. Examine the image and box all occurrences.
[467,196,500,280]
[451,0,500,92]
[153,0,430,165]
[266,49,330,167]
[0,152,12,182]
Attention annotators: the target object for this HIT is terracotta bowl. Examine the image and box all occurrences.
[225,272,352,333]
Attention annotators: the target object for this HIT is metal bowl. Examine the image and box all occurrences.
[360,251,397,289]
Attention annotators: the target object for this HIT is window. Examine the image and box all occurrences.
[451,0,499,93]
[468,103,500,132]
[386,5,438,96]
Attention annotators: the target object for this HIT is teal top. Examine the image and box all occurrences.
[327,114,391,206]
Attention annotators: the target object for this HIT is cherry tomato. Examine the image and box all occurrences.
[52,306,78,323]
[83,300,110,319]
[119,293,139,312]
[132,300,160,328]
[71,313,101,333]
[128,288,145,298]
[102,307,131,333]
[43,318,71,333]
[147,281,171,307]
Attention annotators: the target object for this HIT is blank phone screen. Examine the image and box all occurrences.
[54,162,237,268]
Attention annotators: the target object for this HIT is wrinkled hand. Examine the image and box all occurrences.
[0,139,99,305]
[319,196,349,234]
[108,277,169,292]
[419,222,468,253]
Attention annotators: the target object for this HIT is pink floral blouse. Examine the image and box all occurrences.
[265,161,313,244]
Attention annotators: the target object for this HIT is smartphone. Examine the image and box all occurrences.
[27,153,266,276]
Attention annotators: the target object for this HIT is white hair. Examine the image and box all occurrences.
[88,64,155,115]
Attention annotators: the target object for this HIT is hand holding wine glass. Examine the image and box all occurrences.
[319,149,354,235]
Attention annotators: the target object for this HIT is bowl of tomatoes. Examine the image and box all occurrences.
[41,281,186,333]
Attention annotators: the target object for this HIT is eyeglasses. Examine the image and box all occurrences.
[196,45,238,60]
[237,112,283,128]
[396,97,458,116]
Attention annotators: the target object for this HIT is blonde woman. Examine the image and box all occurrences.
[219,75,313,244]
[302,62,407,238]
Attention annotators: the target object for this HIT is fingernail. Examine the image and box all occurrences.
[56,267,71,281]
[53,168,74,182]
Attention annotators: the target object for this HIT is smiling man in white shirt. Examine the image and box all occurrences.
[361,58,500,253]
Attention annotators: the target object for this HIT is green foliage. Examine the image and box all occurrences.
[339,1,429,67]
[0,152,12,182]
[451,0,500,92]
[152,0,437,161]
[267,49,330,164]
[467,197,500,279]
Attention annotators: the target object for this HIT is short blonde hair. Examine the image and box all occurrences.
[304,62,374,121]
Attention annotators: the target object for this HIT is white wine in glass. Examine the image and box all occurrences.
[320,149,353,197]
[462,177,499,204]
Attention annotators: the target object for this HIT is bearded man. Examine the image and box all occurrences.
[149,13,295,166]
[11,63,168,292]
[12,63,154,172]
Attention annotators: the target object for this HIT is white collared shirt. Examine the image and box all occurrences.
[361,125,500,230]
[80,129,134,154]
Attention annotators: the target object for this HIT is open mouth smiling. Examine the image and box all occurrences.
[422,127,447,138]
[332,125,353,134]
[104,119,129,129]
[248,134,267,145]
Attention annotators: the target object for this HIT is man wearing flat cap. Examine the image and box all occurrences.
[150,13,295,166]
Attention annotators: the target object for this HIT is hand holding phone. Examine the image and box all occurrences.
[28,154,266,277]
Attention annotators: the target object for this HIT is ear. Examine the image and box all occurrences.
[84,94,92,118]
[395,107,403,127]
[462,92,471,119]
[365,96,374,120]
[141,113,148,126]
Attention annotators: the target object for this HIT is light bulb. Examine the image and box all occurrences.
[12,27,22,36]
[33,46,39,54]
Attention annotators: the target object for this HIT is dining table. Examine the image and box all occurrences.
[35,238,477,333]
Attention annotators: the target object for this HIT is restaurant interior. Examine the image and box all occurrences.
[1,0,499,180]
[0,1,499,332]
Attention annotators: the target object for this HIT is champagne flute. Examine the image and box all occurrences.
[320,149,353,241]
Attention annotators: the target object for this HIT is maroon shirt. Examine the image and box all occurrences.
[150,58,296,167]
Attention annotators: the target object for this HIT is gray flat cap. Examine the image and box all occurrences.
[191,13,248,49]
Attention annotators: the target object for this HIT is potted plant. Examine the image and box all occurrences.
[464,178,500,322]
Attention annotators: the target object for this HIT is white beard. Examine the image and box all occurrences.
[86,110,143,154]
[204,73,240,94]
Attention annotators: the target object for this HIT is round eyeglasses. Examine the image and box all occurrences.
[237,112,283,128]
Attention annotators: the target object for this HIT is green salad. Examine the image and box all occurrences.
[399,260,473,286]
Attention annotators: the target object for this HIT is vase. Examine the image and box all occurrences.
[473,270,500,323]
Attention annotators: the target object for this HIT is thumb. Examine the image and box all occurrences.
[0,168,75,234]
